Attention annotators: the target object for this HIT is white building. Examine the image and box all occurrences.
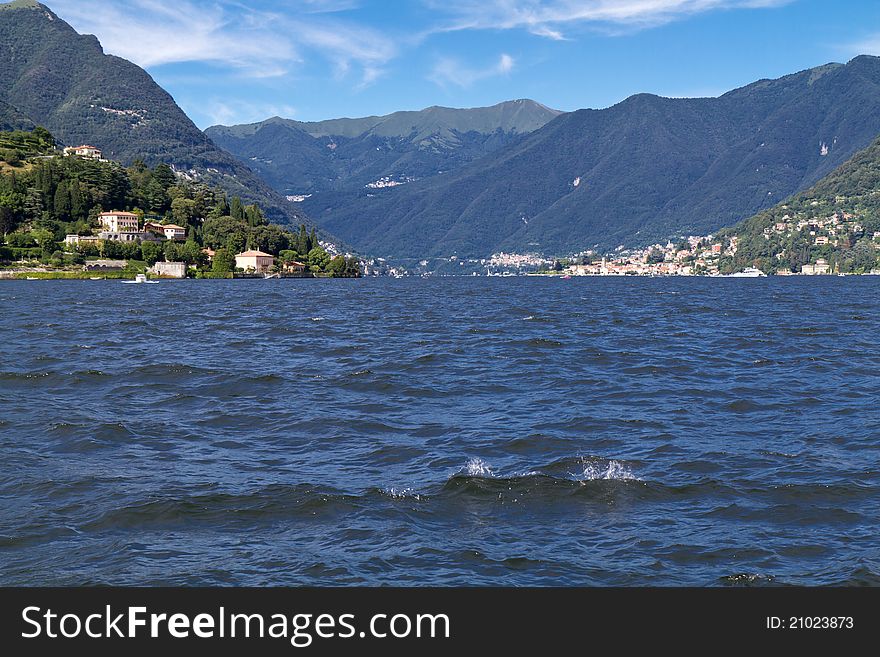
[98,211,139,233]
[148,262,187,278]
[162,224,187,241]
[64,145,103,159]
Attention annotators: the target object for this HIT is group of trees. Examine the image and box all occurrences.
[0,127,360,277]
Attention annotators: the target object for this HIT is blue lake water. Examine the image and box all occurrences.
[1,277,878,586]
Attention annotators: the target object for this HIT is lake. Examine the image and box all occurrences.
[1,277,878,585]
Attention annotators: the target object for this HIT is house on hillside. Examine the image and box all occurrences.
[144,222,186,241]
[98,211,139,233]
[64,145,103,159]
[283,260,306,274]
[235,250,275,274]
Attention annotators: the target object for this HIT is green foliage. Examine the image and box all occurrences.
[211,247,235,274]
[723,132,880,274]
[0,128,344,272]
[307,246,331,272]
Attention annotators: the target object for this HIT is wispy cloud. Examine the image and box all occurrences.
[425,0,793,39]
[430,53,516,88]
[203,100,299,127]
[48,0,395,85]
[849,33,880,57]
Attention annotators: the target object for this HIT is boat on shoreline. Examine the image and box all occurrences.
[726,267,766,278]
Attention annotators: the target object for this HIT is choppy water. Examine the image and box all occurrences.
[1,277,879,586]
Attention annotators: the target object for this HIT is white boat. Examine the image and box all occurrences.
[122,273,159,284]
[727,267,766,278]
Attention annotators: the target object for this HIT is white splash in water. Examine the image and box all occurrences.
[579,460,638,481]
[310,317,325,322]
[385,487,421,500]
[462,457,494,477]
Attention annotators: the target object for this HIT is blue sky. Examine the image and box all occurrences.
[46,0,880,128]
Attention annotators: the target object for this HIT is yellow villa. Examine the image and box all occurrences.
[235,250,275,274]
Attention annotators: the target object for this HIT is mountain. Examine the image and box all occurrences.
[721,132,880,274]
[0,0,314,233]
[206,100,561,197]
[0,99,33,131]
[240,56,880,259]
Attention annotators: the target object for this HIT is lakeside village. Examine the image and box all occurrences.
[0,128,361,280]
[410,210,880,277]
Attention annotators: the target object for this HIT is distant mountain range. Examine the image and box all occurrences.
[6,0,880,261]
[214,56,880,259]
[0,0,313,235]
[206,101,561,197]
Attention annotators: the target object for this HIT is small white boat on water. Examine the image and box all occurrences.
[122,273,159,284]
[726,267,766,278]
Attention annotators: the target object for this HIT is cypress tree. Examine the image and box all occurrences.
[297,224,308,255]
[53,181,71,221]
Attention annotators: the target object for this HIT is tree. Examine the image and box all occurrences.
[230,196,245,222]
[53,182,71,221]
[153,163,176,190]
[308,246,330,272]
[212,247,236,274]
[245,204,264,227]
[202,215,248,250]
[0,205,15,237]
[31,227,56,254]
[180,239,203,266]
[163,240,182,262]
[171,197,197,226]
[328,255,346,276]
[247,224,289,255]
[141,241,162,266]
[297,224,308,255]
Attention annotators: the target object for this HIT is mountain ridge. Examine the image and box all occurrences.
[0,0,321,237]
[285,55,880,258]
[205,99,562,199]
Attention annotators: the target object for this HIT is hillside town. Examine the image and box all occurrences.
[0,132,361,280]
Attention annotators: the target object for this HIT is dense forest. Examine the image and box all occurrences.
[0,127,360,277]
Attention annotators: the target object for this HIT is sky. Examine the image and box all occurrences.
[43,0,880,128]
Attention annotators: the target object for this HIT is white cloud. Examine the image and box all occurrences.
[202,100,299,127]
[425,0,794,39]
[48,0,395,85]
[850,34,880,57]
[430,53,516,88]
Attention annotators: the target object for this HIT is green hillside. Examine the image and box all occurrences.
[721,135,880,274]
[0,1,323,238]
